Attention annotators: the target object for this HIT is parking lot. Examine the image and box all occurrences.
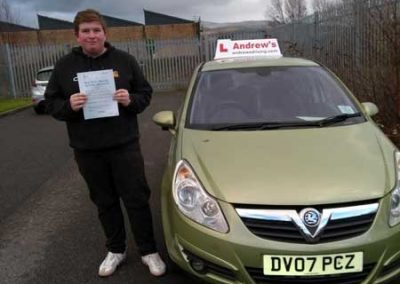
[2,90,400,284]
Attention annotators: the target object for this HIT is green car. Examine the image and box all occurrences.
[153,39,400,284]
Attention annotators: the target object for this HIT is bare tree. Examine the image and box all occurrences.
[265,0,286,24]
[285,0,307,22]
[265,0,308,24]
[312,0,334,13]
[311,0,345,14]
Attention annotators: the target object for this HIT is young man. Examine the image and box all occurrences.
[45,9,166,277]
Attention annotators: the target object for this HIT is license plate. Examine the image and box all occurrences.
[263,252,363,276]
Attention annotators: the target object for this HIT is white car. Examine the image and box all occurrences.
[31,66,53,114]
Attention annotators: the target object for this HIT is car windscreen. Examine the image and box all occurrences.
[36,70,53,81]
[188,66,364,130]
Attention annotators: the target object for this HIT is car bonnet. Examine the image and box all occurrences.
[181,122,396,205]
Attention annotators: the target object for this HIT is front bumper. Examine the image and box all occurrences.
[163,192,400,284]
[31,87,45,106]
[32,96,45,106]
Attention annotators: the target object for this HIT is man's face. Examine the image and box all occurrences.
[76,21,106,56]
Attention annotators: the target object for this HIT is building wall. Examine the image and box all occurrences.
[0,23,199,44]
[145,23,199,39]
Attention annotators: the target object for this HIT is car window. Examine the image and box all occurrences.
[188,66,362,129]
[36,70,53,81]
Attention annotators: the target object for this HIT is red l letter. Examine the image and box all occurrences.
[219,43,228,52]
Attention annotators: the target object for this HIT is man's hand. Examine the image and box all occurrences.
[70,93,87,111]
[113,89,131,107]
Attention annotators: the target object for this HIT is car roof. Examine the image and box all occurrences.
[201,56,320,72]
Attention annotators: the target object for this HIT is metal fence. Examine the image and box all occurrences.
[4,43,70,98]
[0,30,268,98]
[1,38,202,97]
[268,0,400,119]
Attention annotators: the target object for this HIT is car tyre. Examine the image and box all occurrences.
[33,102,47,114]
[33,106,44,114]
[165,253,182,273]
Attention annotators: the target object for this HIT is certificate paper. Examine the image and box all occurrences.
[77,69,119,120]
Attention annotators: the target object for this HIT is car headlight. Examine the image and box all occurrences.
[172,160,229,233]
[31,88,44,97]
[389,152,400,227]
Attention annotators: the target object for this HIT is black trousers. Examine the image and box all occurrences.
[74,142,157,256]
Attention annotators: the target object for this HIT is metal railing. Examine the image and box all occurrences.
[0,30,268,97]
[1,38,202,97]
[268,0,400,118]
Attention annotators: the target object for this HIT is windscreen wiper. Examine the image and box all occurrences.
[212,121,319,131]
[315,112,362,126]
[211,113,363,131]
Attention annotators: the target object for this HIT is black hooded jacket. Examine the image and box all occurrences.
[45,42,152,151]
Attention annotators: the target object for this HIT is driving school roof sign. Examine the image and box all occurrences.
[214,39,282,60]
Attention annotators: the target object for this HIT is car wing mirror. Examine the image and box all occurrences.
[361,102,379,117]
[152,111,176,135]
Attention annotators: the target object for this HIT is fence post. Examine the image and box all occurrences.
[354,0,362,68]
[313,12,319,59]
[5,43,16,98]
[200,33,208,61]
[203,33,211,62]
[291,22,295,42]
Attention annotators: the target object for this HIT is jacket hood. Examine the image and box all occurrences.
[182,122,396,205]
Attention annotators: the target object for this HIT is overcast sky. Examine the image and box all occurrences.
[8,0,269,28]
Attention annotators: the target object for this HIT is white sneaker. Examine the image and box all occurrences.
[98,251,127,277]
[141,252,166,276]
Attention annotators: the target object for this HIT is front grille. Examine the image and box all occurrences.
[237,202,378,244]
[321,213,375,242]
[241,213,375,244]
[242,218,303,242]
[246,263,375,284]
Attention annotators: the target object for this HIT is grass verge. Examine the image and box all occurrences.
[0,98,32,114]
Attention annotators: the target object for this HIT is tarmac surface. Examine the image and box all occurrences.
[0,91,198,283]
[1,92,399,284]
